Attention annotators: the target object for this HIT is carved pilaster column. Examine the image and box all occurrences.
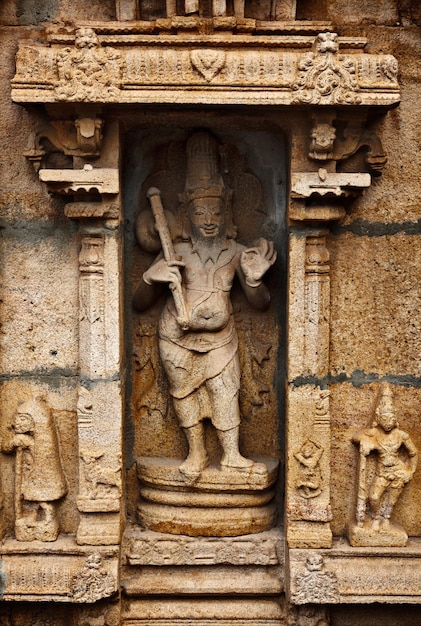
[303,234,330,378]
[68,120,124,547]
[78,234,106,379]
[76,227,123,546]
[287,231,332,549]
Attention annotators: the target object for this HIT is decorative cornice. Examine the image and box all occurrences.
[11,28,400,107]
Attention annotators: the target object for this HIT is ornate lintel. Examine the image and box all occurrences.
[11,29,400,107]
[289,540,421,604]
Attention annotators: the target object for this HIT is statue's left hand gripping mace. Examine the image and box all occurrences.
[147,187,190,330]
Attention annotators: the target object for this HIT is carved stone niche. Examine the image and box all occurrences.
[129,128,285,538]
[9,13,405,618]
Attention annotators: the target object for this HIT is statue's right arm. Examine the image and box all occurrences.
[133,253,185,312]
[1,432,30,452]
[133,253,166,312]
[1,433,14,453]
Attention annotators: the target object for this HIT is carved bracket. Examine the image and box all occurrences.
[24,116,104,172]
[309,110,388,176]
[291,170,371,199]
[291,108,388,223]
[38,164,119,195]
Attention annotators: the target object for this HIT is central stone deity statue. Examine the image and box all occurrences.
[134,131,276,483]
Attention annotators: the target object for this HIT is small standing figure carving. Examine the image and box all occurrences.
[294,439,323,498]
[134,131,276,483]
[348,383,418,547]
[2,396,67,541]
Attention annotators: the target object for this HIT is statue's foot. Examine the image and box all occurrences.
[381,518,391,531]
[371,518,381,532]
[179,454,209,484]
[220,455,267,475]
[23,508,38,522]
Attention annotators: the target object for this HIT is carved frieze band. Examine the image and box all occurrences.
[289,542,421,604]
[12,30,399,105]
[0,552,117,602]
[126,532,283,566]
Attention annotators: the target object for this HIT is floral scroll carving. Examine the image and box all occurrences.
[56,28,121,102]
[292,33,361,105]
[292,554,339,604]
[70,554,116,603]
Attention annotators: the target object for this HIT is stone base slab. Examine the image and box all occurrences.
[0,536,118,602]
[122,599,283,625]
[137,502,277,537]
[122,565,283,596]
[137,456,279,536]
[287,520,333,548]
[76,513,121,545]
[289,538,421,604]
[137,456,279,491]
[347,520,407,547]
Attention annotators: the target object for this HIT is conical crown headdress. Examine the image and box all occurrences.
[184,132,225,201]
[373,383,396,426]
[179,131,236,239]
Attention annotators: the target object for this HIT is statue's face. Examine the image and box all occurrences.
[86,553,102,569]
[377,409,397,432]
[306,554,323,571]
[189,197,224,239]
[15,412,34,434]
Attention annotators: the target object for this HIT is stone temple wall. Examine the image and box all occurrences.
[0,0,420,624]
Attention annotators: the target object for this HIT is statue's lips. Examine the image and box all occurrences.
[200,226,219,236]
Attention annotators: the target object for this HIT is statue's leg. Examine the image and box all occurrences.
[369,475,388,529]
[206,357,265,472]
[173,394,209,479]
[166,0,177,16]
[40,501,55,523]
[380,485,404,528]
[233,0,244,18]
[217,425,254,469]
[216,425,265,474]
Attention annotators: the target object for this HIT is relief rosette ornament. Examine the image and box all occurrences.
[292,32,361,105]
[55,28,122,102]
[191,49,226,82]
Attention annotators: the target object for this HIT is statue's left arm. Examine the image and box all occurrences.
[402,431,418,480]
[237,238,277,310]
